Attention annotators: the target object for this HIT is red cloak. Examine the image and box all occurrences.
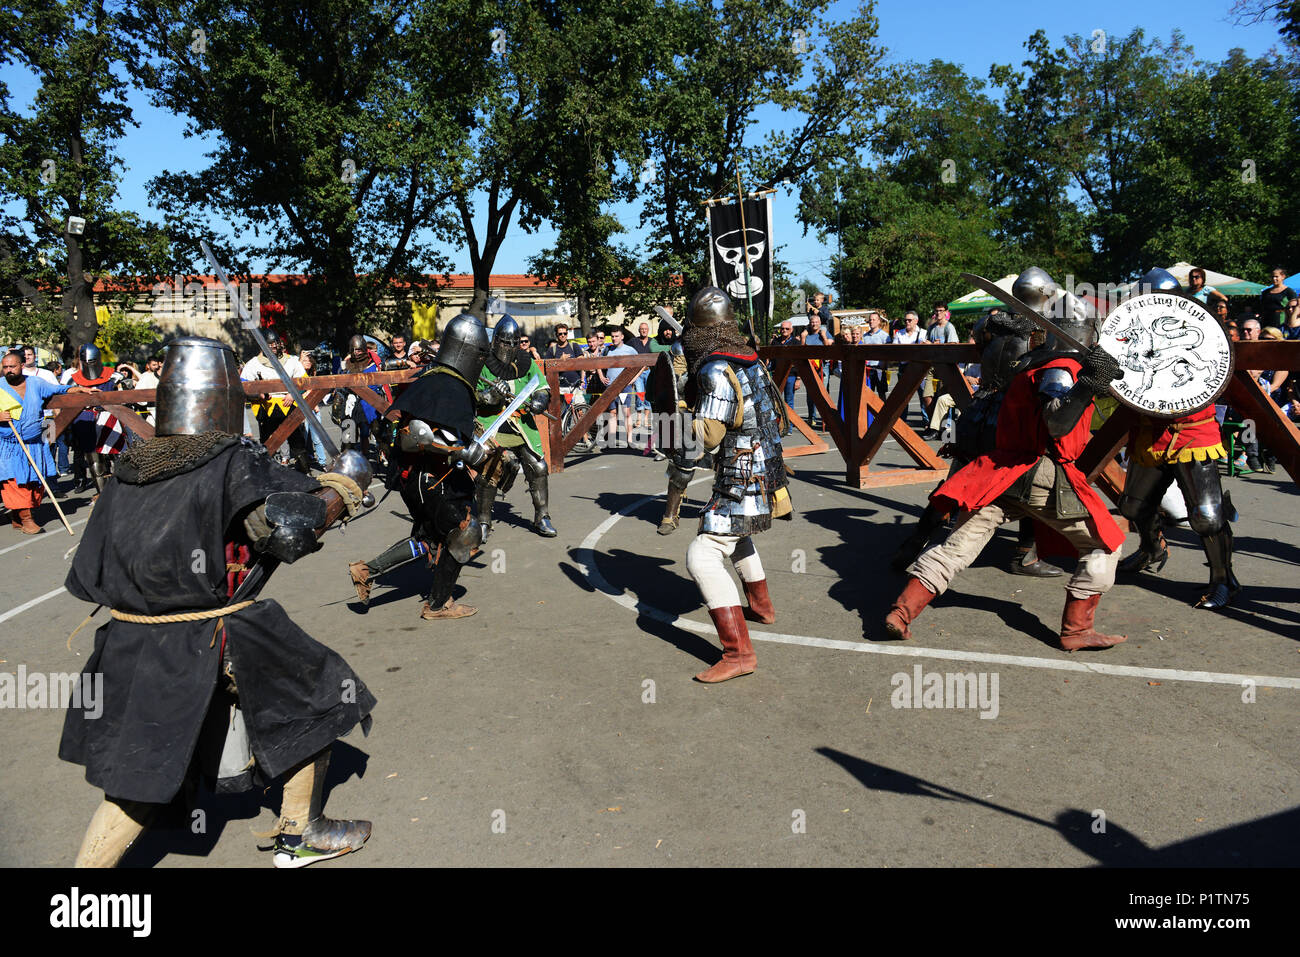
[931,356,1126,554]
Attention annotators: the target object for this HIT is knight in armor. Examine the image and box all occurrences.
[332,334,391,461]
[347,313,489,620]
[884,268,1131,652]
[651,317,706,535]
[59,336,377,867]
[473,315,557,539]
[892,298,1059,576]
[678,288,794,683]
[1117,268,1240,609]
[62,343,126,493]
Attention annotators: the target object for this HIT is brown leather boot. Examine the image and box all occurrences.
[421,598,477,620]
[348,562,371,606]
[884,577,936,640]
[18,509,42,535]
[742,578,776,624]
[695,606,756,683]
[1059,594,1127,651]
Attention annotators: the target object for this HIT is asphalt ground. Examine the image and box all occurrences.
[1,406,1297,868]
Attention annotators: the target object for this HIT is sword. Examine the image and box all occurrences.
[462,374,542,466]
[654,305,682,336]
[960,273,1090,353]
[200,239,340,463]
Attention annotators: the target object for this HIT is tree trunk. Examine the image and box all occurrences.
[577,292,591,338]
[63,232,98,353]
[466,284,489,320]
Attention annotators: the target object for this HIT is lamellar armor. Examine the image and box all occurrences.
[694,358,790,537]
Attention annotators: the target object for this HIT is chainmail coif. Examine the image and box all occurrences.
[115,431,241,484]
[681,321,754,379]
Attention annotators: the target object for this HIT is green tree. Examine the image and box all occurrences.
[127,0,473,346]
[800,60,1009,317]
[523,0,665,334]
[1127,48,1299,281]
[0,0,170,354]
[636,0,898,301]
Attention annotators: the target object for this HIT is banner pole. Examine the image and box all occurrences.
[735,166,759,345]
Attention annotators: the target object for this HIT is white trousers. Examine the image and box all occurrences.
[686,533,765,609]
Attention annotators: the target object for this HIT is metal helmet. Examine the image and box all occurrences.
[1014,266,1097,349]
[686,286,735,329]
[1011,267,1059,317]
[492,314,523,365]
[435,312,490,382]
[347,334,368,356]
[77,343,104,379]
[1137,267,1184,296]
[154,336,245,436]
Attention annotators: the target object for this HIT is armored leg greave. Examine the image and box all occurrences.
[519,449,556,536]
[426,548,465,609]
[1118,461,1173,574]
[366,537,431,578]
[659,459,695,535]
[475,479,498,539]
[90,452,112,493]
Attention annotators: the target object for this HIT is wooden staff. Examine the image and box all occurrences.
[6,419,74,535]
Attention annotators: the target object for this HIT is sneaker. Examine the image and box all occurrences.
[1246,455,1262,472]
[273,816,371,869]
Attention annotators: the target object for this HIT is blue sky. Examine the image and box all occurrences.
[2,0,1287,296]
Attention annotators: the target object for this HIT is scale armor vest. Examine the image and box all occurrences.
[694,358,788,537]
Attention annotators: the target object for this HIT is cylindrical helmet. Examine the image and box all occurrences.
[435,313,490,383]
[154,336,245,436]
[492,314,522,365]
[686,286,735,329]
[77,343,104,379]
[1137,267,1184,296]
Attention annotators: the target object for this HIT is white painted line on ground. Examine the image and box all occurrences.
[0,518,88,556]
[0,586,68,626]
[578,490,1300,691]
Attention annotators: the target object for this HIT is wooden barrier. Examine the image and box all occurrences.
[542,353,659,473]
[762,344,978,488]
[39,342,1300,496]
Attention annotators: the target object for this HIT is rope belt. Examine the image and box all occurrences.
[67,600,256,651]
[109,600,255,625]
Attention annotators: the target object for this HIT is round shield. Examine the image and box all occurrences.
[1096,293,1233,419]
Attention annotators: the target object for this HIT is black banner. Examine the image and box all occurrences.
[707,195,773,323]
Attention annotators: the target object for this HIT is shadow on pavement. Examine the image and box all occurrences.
[817,747,1298,865]
[122,741,371,867]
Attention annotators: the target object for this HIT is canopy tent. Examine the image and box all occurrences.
[1285,272,1300,291]
[948,274,1016,314]
[1115,262,1266,297]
